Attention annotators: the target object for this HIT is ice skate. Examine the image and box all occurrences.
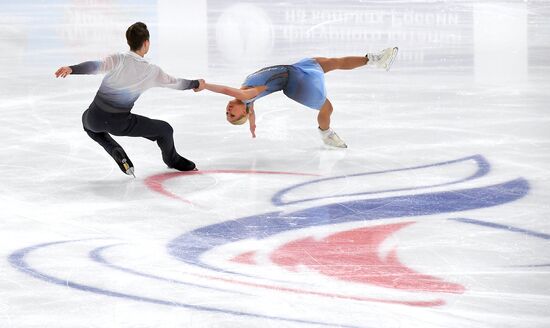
[319,127,348,148]
[110,147,135,177]
[367,47,398,71]
[169,156,197,171]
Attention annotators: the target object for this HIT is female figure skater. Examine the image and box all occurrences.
[203,47,398,148]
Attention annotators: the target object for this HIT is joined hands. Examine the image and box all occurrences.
[193,79,206,92]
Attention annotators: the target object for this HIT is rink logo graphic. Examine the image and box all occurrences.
[8,154,531,326]
[163,155,529,305]
[227,222,464,295]
[267,221,465,293]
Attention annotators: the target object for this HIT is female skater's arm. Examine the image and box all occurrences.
[248,104,256,138]
[204,82,263,101]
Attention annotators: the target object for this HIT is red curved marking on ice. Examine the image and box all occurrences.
[231,251,257,265]
[270,222,465,294]
[144,170,320,205]
[195,271,445,307]
[144,171,196,204]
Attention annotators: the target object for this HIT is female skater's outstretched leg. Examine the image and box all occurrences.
[314,47,398,73]
[313,48,398,148]
[314,57,368,73]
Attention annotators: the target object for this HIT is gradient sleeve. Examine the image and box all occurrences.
[69,54,121,75]
[153,66,199,90]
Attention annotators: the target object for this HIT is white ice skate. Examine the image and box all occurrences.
[367,47,398,71]
[319,127,348,148]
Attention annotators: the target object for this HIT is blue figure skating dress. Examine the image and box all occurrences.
[242,58,327,110]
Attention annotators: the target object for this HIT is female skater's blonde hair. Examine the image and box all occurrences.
[229,114,248,125]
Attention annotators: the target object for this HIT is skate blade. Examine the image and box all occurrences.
[121,161,135,178]
[323,142,348,149]
[126,167,136,178]
[385,47,399,71]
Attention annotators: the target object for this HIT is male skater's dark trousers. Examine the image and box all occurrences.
[82,102,180,167]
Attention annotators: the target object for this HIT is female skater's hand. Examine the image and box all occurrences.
[249,124,256,138]
[55,66,72,78]
[194,79,205,92]
[248,109,256,138]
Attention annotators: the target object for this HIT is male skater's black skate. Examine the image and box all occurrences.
[169,156,197,171]
[111,147,135,177]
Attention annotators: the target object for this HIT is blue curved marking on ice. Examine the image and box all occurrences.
[168,178,529,275]
[513,263,550,267]
[450,217,550,268]
[271,154,490,206]
[89,244,251,296]
[450,217,550,240]
[8,240,366,328]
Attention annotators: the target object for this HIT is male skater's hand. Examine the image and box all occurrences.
[55,66,72,78]
[194,79,206,92]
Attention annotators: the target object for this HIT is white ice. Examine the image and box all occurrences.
[1,1,549,327]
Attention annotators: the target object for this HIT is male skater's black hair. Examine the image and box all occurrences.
[126,22,150,51]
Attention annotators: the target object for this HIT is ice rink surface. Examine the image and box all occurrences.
[1,0,550,327]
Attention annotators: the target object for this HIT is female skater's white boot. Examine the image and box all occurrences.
[367,47,399,71]
[319,127,348,148]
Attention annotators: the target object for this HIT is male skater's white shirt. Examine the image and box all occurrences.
[70,51,197,113]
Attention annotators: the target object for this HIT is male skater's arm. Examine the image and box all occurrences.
[54,54,122,78]
[154,66,204,91]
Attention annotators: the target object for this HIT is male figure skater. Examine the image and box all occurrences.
[55,22,205,176]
